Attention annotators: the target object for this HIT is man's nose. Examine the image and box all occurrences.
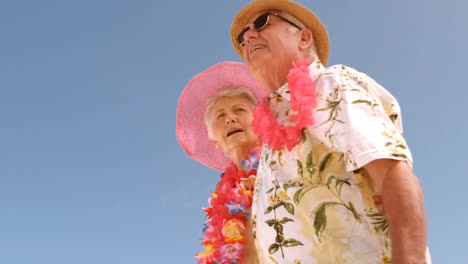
[242,27,259,45]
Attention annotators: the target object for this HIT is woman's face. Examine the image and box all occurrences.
[208,95,258,154]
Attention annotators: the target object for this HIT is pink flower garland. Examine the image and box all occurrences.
[253,60,317,151]
[195,150,259,264]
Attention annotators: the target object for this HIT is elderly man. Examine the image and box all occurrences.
[230,0,431,263]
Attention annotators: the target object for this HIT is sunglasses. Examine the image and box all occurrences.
[237,11,302,46]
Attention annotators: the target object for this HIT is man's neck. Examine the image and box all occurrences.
[258,70,289,94]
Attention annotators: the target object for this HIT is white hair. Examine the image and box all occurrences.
[204,87,257,139]
[278,11,319,61]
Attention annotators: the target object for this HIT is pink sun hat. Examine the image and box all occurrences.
[176,61,267,171]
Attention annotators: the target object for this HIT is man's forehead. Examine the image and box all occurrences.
[246,9,282,24]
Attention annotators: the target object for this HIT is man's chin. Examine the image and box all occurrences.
[247,63,269,80]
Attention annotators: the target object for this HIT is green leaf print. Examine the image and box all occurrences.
[297,159,304,177]
[273,201,284,210]
[269,160,277,169]
[265,219,276,227]
[396,144,407,149]
[318,152,333,180]
[275,234,285,243]
[326,175,351,196]
[389,112,398,124]
[274,223,284,235]
[391,153,408,159]
[349,88,362,92]
[278,150,286,167]
[279,217,294,224]
[283,239,304,247]
[306,151,315,176]
[293,185,319,204]
[352,99,373,106]
[301,128,308,143]
[335,179,349,195]
[313,201,341,241]
[284,202,295,215]
[348,201,362,223]
[268,243,280,254]
[367,211,389,233]
[265,179,304,258]
[283,182,303,192]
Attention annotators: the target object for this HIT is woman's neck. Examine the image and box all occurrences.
[226,143,256,170]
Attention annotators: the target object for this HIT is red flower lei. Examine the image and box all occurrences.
[253,60,317,151]
[195,150,259,264]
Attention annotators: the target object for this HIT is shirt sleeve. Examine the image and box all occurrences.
[309,64,413,172]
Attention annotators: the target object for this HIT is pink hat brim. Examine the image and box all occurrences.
[176,61,267,171]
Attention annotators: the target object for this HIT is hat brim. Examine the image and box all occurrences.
[231,0,329,65]
[176,62,267,171]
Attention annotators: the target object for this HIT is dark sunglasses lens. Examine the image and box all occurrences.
[237,28,248,44]
[237,13,269,45]
[253,13,269,30]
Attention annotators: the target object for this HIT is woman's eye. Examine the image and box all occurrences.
[216,113,225,120]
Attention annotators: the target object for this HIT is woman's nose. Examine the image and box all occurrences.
[225,115,237,124]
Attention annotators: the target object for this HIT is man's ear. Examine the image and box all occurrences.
[299,28,313,51]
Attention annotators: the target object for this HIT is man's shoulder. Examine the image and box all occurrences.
[316,63,381,88]
[322,63,364,77]
[314,63,397,104]
[312,63,365,90]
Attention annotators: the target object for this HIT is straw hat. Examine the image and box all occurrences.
[231,0,329,65]
[176,61,267,171]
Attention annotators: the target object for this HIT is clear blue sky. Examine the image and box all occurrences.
[0,0,466,263]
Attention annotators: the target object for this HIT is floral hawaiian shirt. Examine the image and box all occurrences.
[252,61,431,263]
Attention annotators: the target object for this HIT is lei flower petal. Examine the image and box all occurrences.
[253,60,317,151]
[240,149,260,171]
[195,149,259,264]
[220,243,243,263]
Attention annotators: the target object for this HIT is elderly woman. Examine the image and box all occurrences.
[176,62,267,264]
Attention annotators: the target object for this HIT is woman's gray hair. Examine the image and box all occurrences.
[278,11,319,61]
[204,87,258,140]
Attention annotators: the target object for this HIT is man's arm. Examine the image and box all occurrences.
[364,159,427,264]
